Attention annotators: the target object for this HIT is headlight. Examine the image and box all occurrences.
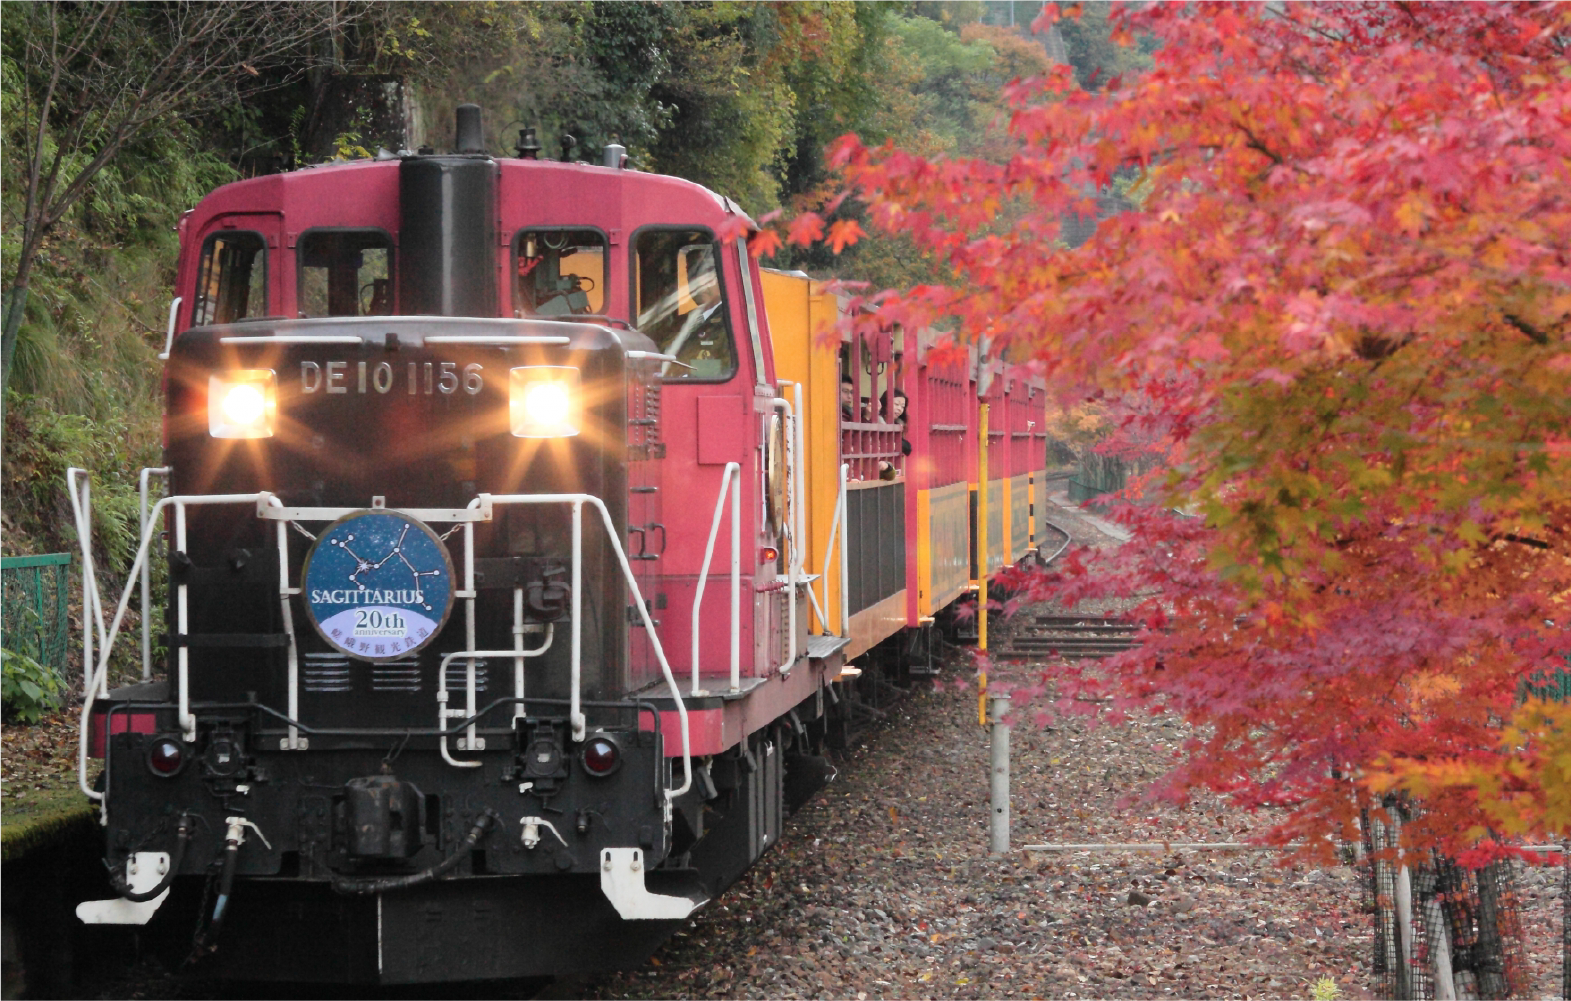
[208,371,276,439]
[510,366,580,438]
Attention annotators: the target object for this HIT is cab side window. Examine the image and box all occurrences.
[298,230,393,317]
[513,229,606,317]
[633,230,735,380]
[193,232,267,325]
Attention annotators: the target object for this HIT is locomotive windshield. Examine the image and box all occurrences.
[634,230,735,380]
[193,232,267,325]
[513,229,606,317]
[298,229,393,317]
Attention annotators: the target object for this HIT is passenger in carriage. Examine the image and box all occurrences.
[840,375,856,421]
[878,389,912,481]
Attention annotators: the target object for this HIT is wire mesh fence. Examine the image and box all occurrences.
[1,553,72,672]
[1361,798,1533,1000]
[1067,451,1162,504]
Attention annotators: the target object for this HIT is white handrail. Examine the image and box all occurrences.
[137,468,171,681]
[66,470,106,697]
[436,639,551,768]
[787,381,824,637]
[474,494,695,801]
[77,486,695,807]
[838,462,850,634]
[261,496,304,750]
[769,397,798,675]
[691,463,741,696]
[157,297,181,360]
[76,490,276,803]
[817,463,850,636]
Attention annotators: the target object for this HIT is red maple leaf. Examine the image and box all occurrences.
[748,229,783,259]
[786,212,825,247]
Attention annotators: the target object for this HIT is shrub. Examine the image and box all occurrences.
[1,647,64,723]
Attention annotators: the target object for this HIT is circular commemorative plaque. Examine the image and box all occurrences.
[301,510,455,661]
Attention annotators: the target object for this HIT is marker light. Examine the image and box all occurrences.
[510,366,580,438]
[208,370,277,438]
[147,737,185,777]
[582,735,621,776]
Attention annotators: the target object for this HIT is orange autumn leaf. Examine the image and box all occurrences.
[786,212,825,247]
[827,218,864,254]
[749,229,783,259]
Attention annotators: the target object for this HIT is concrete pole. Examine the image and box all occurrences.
[989,693,1010,855]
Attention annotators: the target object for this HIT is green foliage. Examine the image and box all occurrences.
[910,2,988,30]
[2,391,151,570]
[1309,976,1342,1001]
[1056,1,1156,92]
[1,647,64,723]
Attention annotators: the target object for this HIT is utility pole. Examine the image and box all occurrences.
[977,402,1009,855]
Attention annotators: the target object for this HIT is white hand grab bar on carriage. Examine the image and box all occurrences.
[816,463,850,637]
[769,397,798,675]
[691,463,741,696]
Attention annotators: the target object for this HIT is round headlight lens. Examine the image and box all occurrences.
[221,383,268,426]
[147,738,185,776]
[582,736,621,776]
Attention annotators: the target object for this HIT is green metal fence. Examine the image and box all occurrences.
[1068,452,1160,504]
[1,553,72,672]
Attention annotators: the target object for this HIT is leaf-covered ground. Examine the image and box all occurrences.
[0,708,95,860]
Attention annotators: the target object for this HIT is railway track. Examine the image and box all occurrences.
[989,520,1141,663]
[992,613,1140,662]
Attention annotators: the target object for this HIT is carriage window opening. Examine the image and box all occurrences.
[193,232,267,325]
[298,230,393,318]
[634,231,735,380]
[514,230,606,317]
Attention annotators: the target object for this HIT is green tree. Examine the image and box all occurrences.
[0,1,348,393]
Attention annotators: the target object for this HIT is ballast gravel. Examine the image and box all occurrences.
[571,495,1563,1001]
[573,657,1563,1001]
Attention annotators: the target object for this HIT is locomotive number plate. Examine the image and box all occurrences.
[302,511,455,661]
[300,360,484,396]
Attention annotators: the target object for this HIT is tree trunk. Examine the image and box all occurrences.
[1,279,32,396]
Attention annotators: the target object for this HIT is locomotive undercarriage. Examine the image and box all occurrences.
[89,687,818,983]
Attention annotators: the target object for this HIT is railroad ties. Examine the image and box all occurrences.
[992,613,1139,662]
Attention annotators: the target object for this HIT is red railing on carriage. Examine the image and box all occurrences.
[839,420,904,481]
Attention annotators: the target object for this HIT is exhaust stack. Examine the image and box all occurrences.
[398,106,497,317]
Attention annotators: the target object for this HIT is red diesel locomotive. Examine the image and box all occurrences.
[71,105,1053,984]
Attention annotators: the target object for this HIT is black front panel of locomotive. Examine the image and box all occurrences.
[162,319,636,725]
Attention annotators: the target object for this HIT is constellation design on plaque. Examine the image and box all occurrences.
[329,524,442,610]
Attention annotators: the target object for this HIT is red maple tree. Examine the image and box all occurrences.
[806,2,1571,855]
